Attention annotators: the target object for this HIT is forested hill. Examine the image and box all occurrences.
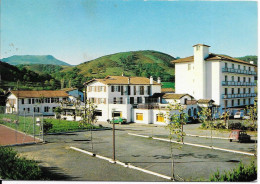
[235,55,258,65]
[63,50,176,82]
[2,55,70,66]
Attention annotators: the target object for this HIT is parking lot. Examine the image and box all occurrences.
[14,122,256,181]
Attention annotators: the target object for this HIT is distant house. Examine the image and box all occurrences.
[61,88,84,102]
[5,90,69,115]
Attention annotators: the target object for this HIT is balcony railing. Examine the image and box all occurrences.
[222,93,257,99]
[134,103,169,110]
[222,68,256,75]
[222,81,256,86]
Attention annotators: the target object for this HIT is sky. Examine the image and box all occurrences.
[0,0,258,65]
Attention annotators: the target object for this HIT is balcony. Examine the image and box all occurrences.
[222,81,256,86]
[133,103,168,110]
[222,67,256,75]
[222,93,257,99]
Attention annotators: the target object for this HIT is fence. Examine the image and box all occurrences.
[0,106,44,146]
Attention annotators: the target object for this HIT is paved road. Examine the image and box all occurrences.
[14,122,256,181]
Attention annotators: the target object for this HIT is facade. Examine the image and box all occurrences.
[62,88,84,102]
[5,90,69,115]
[85,76,199,124]
[173,44,257,115]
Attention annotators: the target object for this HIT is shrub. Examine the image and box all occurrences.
[210,161,257,182]
[43,120,53,133]
[214,121,226,129]
[0,147,42,180]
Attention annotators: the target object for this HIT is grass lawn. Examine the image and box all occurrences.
[0,114,101,135]
[162,82,175,89]
[44,118,101,133]
[0,113,41,135]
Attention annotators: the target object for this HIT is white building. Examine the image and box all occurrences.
[85,75,199,124]
[173,44,257,115]
[5,90,69,115]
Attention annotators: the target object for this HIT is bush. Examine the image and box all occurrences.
[43,120,53,133]
[0,147,42,180]
[214,121,226,129]
[210,161,257,182]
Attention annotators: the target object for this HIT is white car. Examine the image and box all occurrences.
[234,112,244,119]
[243,114,250,120]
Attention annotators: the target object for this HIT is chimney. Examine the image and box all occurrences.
[150,76,153,84]
[193,44,210,99]
[128,77,130,84]
[250,61,254,64]
[157,77,161,84]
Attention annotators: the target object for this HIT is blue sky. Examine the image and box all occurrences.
[0,0,258,65]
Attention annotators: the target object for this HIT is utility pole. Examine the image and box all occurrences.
[112,109,115,161]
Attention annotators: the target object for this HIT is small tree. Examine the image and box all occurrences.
[80,99,97,152]
[165,101,188,180]
[54,106,62,119]
[198,107,214,147]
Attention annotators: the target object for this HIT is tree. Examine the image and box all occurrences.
[165,101,188,180]
[80,99,97,152]
[198,107,214,147]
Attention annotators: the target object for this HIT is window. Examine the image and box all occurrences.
[21,99,24,104]
[231,100,234,106]
[112,111,121,117]
[136,113,143,121]
[188,109,192,117]
[243,77,246,82]
[27,108,30,113]
[113,97,116,104]
[232,64,234,69]
[193,109,197,116]
[147,86,151,95]
[238,65,240,69]
[244,66,246,70]
[238,77,240,82]
[243,99,246,105]
[238,99,240,106]
[249,78,251,83]
[249,67,251,71]
[225,88,228,95]
[188,64,191,70]
[44,106,49,112]
[134,86,136,95]
[238,88,240,94]
[28,99,31,104]
[111,86,114,92]
[51,98,55,103]
[225,63,227,68]
[140,86,144,95]
[224,100,228,107]
[32,99,35,104]
[249,88,251,94]
[243,88,246,94]
[156,114,165,122]
[117,86,120,92]
[128,86,131,95]
[231,76,234,81]
[231,88,234,94]
[34,107,39,112]
[225,76,228,81]
[137,97,142,103]
[121,86,124,95]
[95,110,102,116]
[120,97,123,104]
[23,108,26,111]
[130,97,134,104]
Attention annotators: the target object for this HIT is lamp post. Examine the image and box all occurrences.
[112,108,115,161]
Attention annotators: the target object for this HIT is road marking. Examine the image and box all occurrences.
[70,146,173,181]
[128,133,255,156]
[186,133,231,140]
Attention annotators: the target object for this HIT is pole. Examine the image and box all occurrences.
[33,112,35,141]
[41,115,44,143]
[181,122,184,143]
[84,85,87,121]
[112,111,115,161]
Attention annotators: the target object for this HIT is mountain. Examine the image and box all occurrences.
[63,50,176,81]
[18,64,72,75]
[2,55,70,66]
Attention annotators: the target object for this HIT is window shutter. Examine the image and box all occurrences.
[104,98,106,104]
[104,86,106,92]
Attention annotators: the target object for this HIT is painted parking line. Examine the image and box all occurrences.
[128,133,255,156]
[186,133,231,140]
[70,146,173,181]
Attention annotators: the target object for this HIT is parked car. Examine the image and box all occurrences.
[109,117,127,124]
[234,112,244,119]
[229,130,251,143]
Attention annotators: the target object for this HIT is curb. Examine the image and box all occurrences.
[70,146,173,181]
[128,133,255,156]
[46,128,111,135]
[186,133,231,140]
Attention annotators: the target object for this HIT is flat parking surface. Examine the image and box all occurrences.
[14,122,256,181]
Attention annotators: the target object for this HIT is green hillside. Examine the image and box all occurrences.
[0,61,60,90]
[235,55,258,65]
[18,64,72,75]
[64,50,175,82]
[2,55,70,66]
